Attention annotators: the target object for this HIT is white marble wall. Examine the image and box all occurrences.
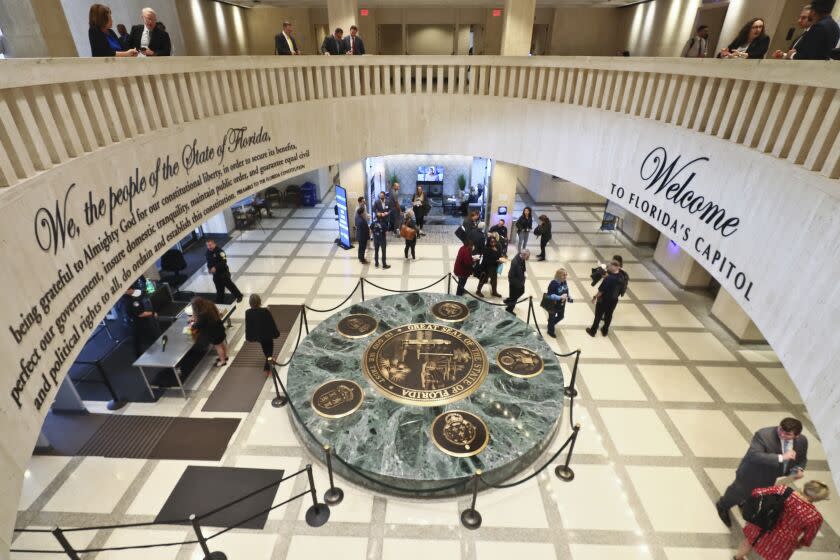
[0,72,839,554]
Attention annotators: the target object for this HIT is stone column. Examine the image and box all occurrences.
[711,287,766,343]
[653,235,712,289]
[338,160,367,242]
[500,0,536,56]
[620,214,660,246]
[328,0,359,37]
[488,161,528,239]
[0,0,77,57]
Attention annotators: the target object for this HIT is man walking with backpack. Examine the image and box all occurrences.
[681,25,709,58]
[715,417,809,528]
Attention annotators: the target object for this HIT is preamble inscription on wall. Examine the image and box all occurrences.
[8,125,311,413]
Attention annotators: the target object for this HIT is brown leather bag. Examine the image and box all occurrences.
[400,224,416,240]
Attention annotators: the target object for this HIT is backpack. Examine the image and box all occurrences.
[742,486,794,544]
[618,270,629,297]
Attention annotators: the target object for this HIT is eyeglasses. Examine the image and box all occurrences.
[751,25,764,29]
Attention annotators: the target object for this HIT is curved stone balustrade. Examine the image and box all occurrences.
[0,56,839,554]
[0,56,838,188]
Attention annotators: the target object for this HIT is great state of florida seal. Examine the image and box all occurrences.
[362,323,489,406]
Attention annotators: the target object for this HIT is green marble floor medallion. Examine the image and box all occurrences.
[430,300,470,322]
[285,292,565,496]
[362,323,489,407]
[431,410,490,457]
[311,380,364,418]
[496,347,545,378]
[336,314,379,338]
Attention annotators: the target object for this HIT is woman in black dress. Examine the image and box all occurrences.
[245,294,280,375]
[190,297,228,366]
[719,18,770,59]
[535,214,552,261]
[476,235,504,298]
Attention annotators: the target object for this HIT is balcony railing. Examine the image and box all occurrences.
[0,56,838,188]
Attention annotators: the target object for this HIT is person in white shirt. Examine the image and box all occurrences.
[127,7,171,56]
[773,5,815,59]
[681,25,709,58]
[275,21,300,55]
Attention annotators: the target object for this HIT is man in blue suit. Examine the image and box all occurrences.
[343,26,366,55]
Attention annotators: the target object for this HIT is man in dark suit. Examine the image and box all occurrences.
[791,0,840,60]
[321,28,344,55]
[127,8,171,56]
[504,249,529,313]
[355,196,370,264]
[715,417,809,527]
[275,21,300,55]
[343,25,366,55]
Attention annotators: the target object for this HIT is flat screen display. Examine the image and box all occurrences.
[335,185,351,249]
[417,166,444,182]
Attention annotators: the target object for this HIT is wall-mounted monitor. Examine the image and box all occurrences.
[417,166,444,183]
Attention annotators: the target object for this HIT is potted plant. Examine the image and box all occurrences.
[389,172,399,188]
[457,174,467,199]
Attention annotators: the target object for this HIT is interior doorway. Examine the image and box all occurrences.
[692,1,729,55]
[531,24,550,55]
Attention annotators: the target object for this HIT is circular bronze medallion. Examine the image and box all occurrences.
[337,314,379,338]
[496,347,545,378]
[431,300,470,322]
[362,323,489,406]
[311,380,364,418]
[430,410,489,457]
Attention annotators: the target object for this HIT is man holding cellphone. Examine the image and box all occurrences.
[128,7,172,57]
[715,417,809,527]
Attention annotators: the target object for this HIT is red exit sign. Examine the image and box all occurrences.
[492,9,502,17]
[360,8,369,16]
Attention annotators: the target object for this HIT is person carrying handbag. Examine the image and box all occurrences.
[535,214,552,261]
[412,186,430,236]
[401,209,418,260]
[476,235,504,298]
[543,268,573,338]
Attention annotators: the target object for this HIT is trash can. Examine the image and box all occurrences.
[301,182,317,207]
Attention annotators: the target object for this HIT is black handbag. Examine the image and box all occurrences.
[454,225,466,241]
[540,293,556,311]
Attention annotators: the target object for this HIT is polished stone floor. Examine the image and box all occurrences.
[12,194,840,560]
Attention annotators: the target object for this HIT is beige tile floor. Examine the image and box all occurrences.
[12,198,838,559]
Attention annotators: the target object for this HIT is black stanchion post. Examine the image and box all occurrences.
[190,514,227,560]
[322,444,345,505]
[555,423,581,482]
[268,358,288,408]
[563,350,581,398]
[52,528,80,560]
[447,273,452,295]
[460,470,483,530]
[304,464,331,527]
[526,297,533,326]
[360,278,366,301]
[301,306,310,335]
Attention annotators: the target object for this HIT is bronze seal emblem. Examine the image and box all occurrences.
[496,346,545,378]
[362,323,489,406]
[430,410,489,457]
[430,300,470,322]
[337,314,379,338]
[311,380,364,418]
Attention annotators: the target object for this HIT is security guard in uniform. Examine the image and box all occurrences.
[123,287,160,357]
[206,239,244,304]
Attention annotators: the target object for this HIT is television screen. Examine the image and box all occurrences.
[417,166,444,182]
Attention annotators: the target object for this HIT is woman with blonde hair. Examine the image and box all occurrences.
[190,297,228,366]
[734,480,829,560]
[544,268,573,338]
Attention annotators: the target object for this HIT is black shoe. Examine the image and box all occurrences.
[585,327,596,337]
[383,264,391,269]
[506,309,515,314]
[375,262,379,268]
[236,295,243,303]
[547,331,556,338]
[716,502,732,528]
[601,327,608,336]
[538,256,545,261]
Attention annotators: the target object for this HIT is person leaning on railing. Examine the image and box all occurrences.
[719,17,770,59]
[88,4,138,57]
[783,0,840,60]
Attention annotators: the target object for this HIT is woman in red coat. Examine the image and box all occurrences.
[734,480,829,560]
[453,239,476,295]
